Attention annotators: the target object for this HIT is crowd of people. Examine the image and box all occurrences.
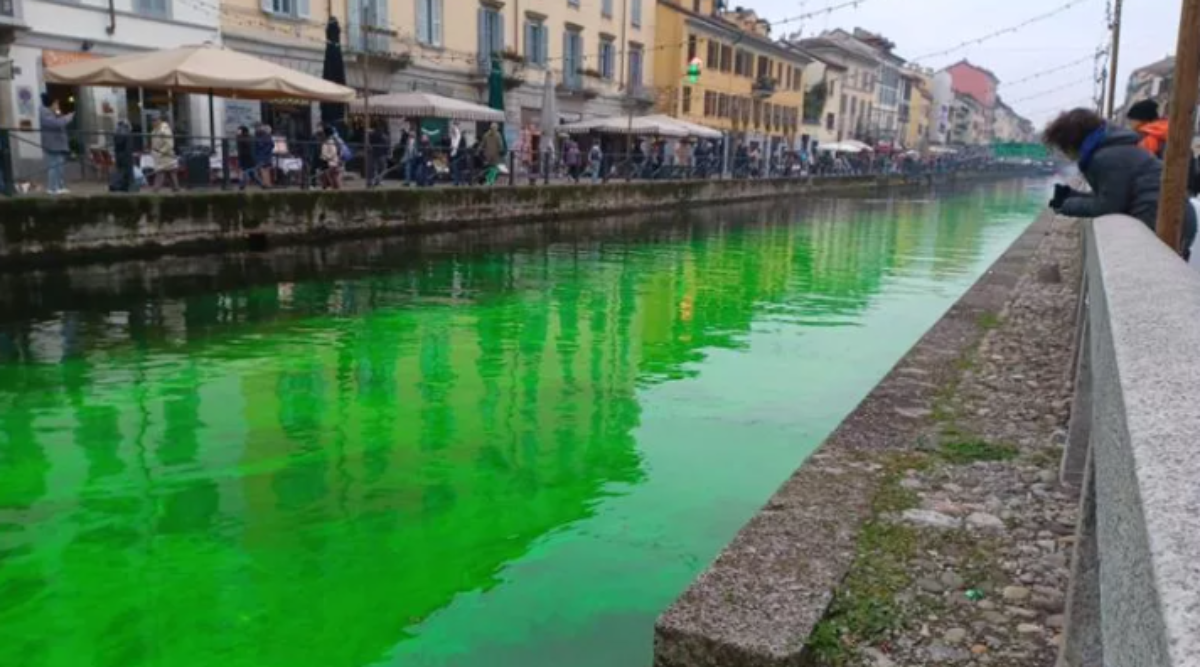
[3,94,1067,197]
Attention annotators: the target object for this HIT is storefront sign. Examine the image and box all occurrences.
[42,50,101,69]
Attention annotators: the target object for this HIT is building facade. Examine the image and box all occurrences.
[796,51,844,148]
[795,31,877,142]
[992,100,1034,143]
[221,0,654,145]
[949,90,985,146]
[1116,56,1172,120]
[943,59,998,144]
[655,1,808,150]
[847,28,904,144]
[900,67,932,151]
[3,0,221,173]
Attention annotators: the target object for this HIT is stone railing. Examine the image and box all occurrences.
[1058,214,1200,666]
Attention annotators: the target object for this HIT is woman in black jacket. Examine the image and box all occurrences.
[1045,108,1197,259]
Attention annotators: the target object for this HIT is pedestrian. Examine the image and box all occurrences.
[369,122,389,186]
[565,138,582,183]
[236,126,262,190]
[449,120,465,186]
[403,131,418,186]
[254,123,274,188]
[317,129,342,189]
[39,93,74,195]
[587,141,603,183]
[150,114,180,193]
[110,119,135,193]
[481,122,504,186]
[416,133,433,186]
[1046,107,1197,260]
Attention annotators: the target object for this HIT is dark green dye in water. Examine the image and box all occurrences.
[0,181,1046,667]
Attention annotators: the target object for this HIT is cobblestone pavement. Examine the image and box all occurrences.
[822,214,1083,667]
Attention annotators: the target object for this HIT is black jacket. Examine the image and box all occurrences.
[1060,128,1197,247]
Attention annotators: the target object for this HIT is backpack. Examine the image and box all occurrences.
[337,136,352,163]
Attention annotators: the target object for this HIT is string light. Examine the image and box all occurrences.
[910,0,1091,63]
[1007,79,1092,105]
[1003,52,1103,88]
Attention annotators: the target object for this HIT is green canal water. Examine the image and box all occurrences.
[0,180,1046,667]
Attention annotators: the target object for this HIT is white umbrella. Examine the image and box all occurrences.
[638,114,722,139]
[348,91,505,122]
[559,116,687,137]
[540,70,558,177]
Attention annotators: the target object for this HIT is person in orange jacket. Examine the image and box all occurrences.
[1127,99,1170,157]
[1128,98,1200,196]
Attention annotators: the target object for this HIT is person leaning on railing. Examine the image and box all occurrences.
[1045,107,1197,260]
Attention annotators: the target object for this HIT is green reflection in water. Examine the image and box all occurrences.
[0,181,1045,667]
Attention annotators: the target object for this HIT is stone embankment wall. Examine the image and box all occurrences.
[0,171,1028,265]
[654,210,1074,667]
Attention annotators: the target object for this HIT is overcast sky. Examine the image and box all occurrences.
[744,0,1179,128]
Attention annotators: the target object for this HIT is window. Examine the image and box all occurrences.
[263,0,308,18]
[568,0,579,7]
[416,0,443,46]
[630,0,641,27]
[348,0,388,52]
[682,87,693,114]
[564,29,584,88]
[139,0,171,17]
[850,97,857,115]
[524,19,548,66]
[704,91,716,116]
[602,0,612,17]
[720,45,732,72]
[599,37,615,79]
[733,50,746,77]
[756,55,769,80]
[826,112,835,131]
[687,35,697,61]
[718,93,729,118]
[477,6,505,70]
[707,40,719,69]
[693,0,701,10]
[628,43,644,89]
[839,93,846,114]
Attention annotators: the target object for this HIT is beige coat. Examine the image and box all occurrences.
[151,123,178,172]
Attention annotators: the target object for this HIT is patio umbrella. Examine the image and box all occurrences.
[487,58,505,115]
[320,17,348,131]
[540,70,558,178]
[638,114,722,139]
[559,116,687,137]
[348,91,504,122]
[46,43,355,153]
[45,43,356,101]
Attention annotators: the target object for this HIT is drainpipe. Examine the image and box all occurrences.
[106,0,116,35]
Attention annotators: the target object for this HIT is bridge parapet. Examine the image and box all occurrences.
[1060,214,1200,667]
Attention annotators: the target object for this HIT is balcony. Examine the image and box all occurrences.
[751,76,776,99]
[558,69,603,100]
[472,50,527,91]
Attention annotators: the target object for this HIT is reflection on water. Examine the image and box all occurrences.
[0,180,1046,667]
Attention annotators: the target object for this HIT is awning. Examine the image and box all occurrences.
[637,114,723,139]
[559,116,688,138]
[349,91,506,122]
[45,43,356,102]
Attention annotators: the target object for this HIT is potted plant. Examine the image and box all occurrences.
[752,75,777,98]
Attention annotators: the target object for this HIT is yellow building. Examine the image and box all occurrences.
[654,1,808,150]
[219,0,654,139]
[901,68,933,151]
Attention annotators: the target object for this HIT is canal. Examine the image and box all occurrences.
[0,179,1046,667]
